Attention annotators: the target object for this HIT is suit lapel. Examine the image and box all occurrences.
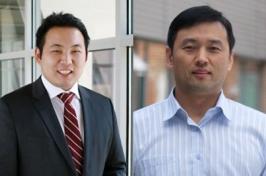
[79,87,96,175]
[32,78,76,173]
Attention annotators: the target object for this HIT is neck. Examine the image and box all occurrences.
[174,88,221,124]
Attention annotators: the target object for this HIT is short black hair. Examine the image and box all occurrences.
[167,6,235,52]
[36,12,90,55]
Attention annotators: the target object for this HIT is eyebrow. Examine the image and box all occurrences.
[208,39,223,46]
[71,44,82,48]
[49,44,63,48]
[181,38,224,46]
[49,44,82,48]
[181,38,197,45]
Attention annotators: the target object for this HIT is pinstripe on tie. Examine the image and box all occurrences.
[58,92,84,176]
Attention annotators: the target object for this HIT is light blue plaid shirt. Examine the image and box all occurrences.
[134,89,266,176]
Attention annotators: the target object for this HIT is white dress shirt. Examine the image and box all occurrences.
[41,75,84,142]
[134,89,266,176]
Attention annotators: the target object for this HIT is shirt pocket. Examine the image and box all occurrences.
[135,156,179,176]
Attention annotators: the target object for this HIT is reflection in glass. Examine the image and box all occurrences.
[0,58,24,96]
[92,50,113,99]
[0,0,25,53]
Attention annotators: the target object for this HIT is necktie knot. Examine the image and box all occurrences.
[58,92,75,104]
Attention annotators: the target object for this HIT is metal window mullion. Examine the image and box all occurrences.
[32,0,42,81]
[0,50,33,61]
[114,0,133,174]
[126,0,133,173]
[89,35,133,52]
[24,0,33,84]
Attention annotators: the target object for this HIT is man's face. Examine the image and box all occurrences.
[35,27,87,91]
[166,22,234,95]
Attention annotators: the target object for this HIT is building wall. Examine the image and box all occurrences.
[134,0,266,60]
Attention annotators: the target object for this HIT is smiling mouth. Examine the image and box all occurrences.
[58,70,73,75]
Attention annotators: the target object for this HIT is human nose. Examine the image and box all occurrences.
[195,48,208,67]
[61,52,72,65]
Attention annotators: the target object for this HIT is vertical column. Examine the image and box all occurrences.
[24,0,32,84]
[31,0,42,80]
[114,0,133,174]
[260,63,266,112]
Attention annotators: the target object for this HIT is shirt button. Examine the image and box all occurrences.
[191,126,199,132]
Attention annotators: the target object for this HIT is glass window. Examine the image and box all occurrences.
[0,0,25,53]
[40,0,115,39]
[0,58,25,96]
[92,50,114,99]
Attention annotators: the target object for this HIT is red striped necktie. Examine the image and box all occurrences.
[58,92,84,176]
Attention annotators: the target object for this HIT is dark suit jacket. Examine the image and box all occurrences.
[0,78,126,176]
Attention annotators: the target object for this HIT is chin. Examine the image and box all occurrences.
[53,82,71,91]
[61,86,72,91]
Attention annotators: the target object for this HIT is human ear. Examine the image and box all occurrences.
[34,48,42,64]
[227,52,234,71]
[166,47,174,68]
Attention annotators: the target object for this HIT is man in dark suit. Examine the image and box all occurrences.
[0,12,126,176]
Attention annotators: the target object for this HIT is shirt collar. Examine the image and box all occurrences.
[214,91,232,121]
[163,88,232,121]
[41,75,80,99]
[163,88,183,121]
